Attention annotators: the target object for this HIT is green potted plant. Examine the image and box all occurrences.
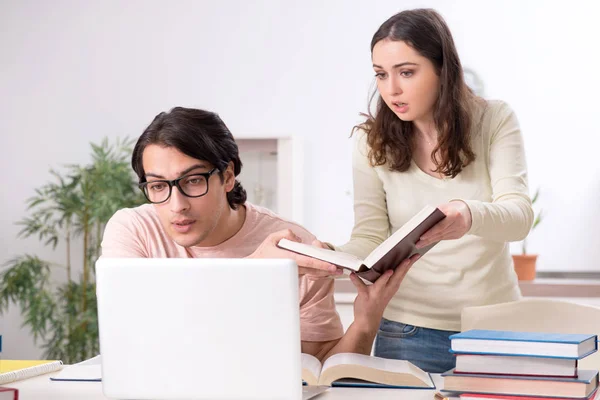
[512,188,544,281]
[0,138,145,363]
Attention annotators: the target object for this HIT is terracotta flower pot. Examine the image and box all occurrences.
[512,254,538,281]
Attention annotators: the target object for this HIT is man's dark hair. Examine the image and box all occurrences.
[132,107,247,209]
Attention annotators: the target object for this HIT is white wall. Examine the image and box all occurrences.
[1,0,599,358]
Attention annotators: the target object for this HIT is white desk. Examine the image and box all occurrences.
[10,371,445,399]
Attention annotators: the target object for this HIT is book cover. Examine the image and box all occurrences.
[450,330,597,359]
[451,331,597,344]
[330,378,435,389]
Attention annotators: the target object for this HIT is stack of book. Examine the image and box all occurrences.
[442,330,599,400]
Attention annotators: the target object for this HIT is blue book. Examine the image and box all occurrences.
[331,378,435,389]
[449,330,598,359]
[442,369,599,398]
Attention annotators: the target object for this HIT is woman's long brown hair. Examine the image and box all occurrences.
[356,9,477,178]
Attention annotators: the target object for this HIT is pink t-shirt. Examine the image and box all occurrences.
[101,202,344,342]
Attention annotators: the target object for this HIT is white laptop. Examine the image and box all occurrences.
[96,258,328,400]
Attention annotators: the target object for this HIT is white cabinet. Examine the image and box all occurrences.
[237,137,303,223]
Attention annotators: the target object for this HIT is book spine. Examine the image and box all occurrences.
[450,350,584,359]
[453,370,578,379]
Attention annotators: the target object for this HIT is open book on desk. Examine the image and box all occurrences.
[279,205,446,283]
[302,352,435,389]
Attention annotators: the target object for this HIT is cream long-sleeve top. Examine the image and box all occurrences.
[338,100,533,332]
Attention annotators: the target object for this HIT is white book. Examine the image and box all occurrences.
[455,354,578,377]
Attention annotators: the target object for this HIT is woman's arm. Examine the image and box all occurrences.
[460,102,534,242]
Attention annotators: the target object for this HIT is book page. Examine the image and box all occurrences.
[51,364,102,381]
[320,353,432,387]
[277,239,365,271]
[363,205,436,268]
[455,354,576,376]
[301,353,322,386]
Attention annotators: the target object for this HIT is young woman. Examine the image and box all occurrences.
[337,9,534,373]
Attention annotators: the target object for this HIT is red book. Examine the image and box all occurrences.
[459,387,599,400]
[442,369,598,398]
[0,387,18,400]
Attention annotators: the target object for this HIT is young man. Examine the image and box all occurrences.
[101,107,419,361]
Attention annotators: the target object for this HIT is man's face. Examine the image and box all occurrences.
[142,144,234,247]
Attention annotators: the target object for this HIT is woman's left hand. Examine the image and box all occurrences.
[415,201,473,249]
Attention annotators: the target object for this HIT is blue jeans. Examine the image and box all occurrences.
[374,318,458,373]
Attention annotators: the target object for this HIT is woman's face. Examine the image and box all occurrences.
[372,39,440,124]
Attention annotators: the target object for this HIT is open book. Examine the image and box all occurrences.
[279,205,445,283]
[302,353,435,389]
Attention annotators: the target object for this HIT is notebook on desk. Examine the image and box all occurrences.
[49,355,101,382]
[96,258,325,400]
[0,360,63,385]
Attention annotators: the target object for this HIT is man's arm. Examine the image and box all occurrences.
[301,254,420,361]
[301,325,374,361]
[248,230,344,278]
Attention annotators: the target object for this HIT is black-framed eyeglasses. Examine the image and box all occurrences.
[139,168,218,204]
